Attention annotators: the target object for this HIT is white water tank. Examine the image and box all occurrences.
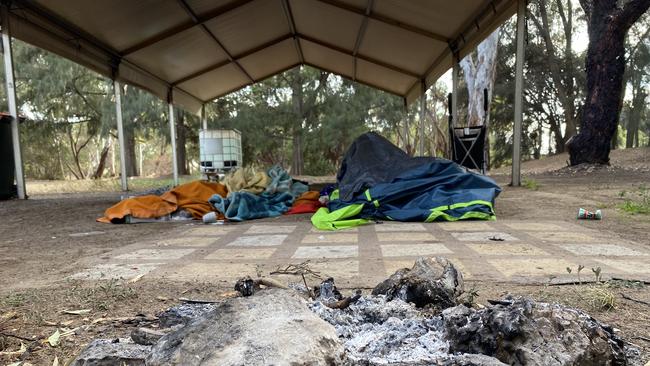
[199,129,242,174]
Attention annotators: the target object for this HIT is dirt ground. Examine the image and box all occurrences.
[1,147,649,365]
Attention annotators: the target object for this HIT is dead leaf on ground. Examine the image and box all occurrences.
[47,329,61,347]
[0,311,19,321]
[0,342,26,356]
[52,356,59,366]
[218,291,240,298]
[128,274,145,283]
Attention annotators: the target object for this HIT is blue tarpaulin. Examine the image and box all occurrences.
[312,132,501,230]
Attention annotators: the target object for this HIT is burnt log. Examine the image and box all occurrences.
[372,257,464,309]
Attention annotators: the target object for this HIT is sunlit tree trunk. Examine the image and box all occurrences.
[460,28,500,127]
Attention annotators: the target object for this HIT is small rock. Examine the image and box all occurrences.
[157,303,217,328]
[70,339,150,366]
[147,289,345,366]
[130,328,167,346]
[372,257,464,309]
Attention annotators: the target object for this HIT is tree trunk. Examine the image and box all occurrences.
[92,137,112,179]
[291,130,304,175]
[290,68,305,175]
[568,0,650,165]
[460,29,500,127]
[176,109,188,175]
[626,89,646,148]
[123,124,138,176]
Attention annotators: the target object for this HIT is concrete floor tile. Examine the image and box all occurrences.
[309,260,359,279]
[155,236,217,247]
[377,232,437,242]
[292,245,358,259]
[310,227,358,233]
[302,234,358,244]
[184,226,236,236]
[380,244,452,257]
[69,263,163,280]
[437,222,493,231]
[383,258,471,278]
[374,223,427,232]
[467,243,548,256]
[595,259,650,274]
[114,248,195,261]
[488,258,576,277]
[383,259,415,275]
[451,231,519,242]
[174,262,264,280]
[226,235,287,247]
[245,225,296,234]
[206,248,277,260]
[559,244,647,256]
[526,231,596,242]
[503,222,569,231]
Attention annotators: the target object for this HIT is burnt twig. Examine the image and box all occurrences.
[620,293,650,306]
[0,332,35,342]
[270,260,322,278]
[325,291,362,310]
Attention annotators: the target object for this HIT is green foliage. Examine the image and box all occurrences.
[207,66,405,175]
[618,185,650,214]
[523,178,540,190]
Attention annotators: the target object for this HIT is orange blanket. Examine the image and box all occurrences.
[285,191,324,215]
[98,180,228,223]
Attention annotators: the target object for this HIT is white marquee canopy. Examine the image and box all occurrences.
[2,0,526,198]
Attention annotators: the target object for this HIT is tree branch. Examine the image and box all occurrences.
[615,0,650,30]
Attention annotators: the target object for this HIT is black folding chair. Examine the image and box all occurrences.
[448,89,489,174]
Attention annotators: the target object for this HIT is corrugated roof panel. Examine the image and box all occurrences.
[359,19,446,75]
[238,38,300,81]
[126,27,229,82]
[300,39,355,78]
[177,63,250,101]
[184,0,241,18]
[356,59,417,96]
[205,0,290,56]
[290,0,363,51]
[34,0,190,52]
[372,0,481,40]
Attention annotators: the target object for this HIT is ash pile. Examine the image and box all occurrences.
[71,257,643,366]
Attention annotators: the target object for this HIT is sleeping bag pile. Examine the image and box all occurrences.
[311,132,501,230]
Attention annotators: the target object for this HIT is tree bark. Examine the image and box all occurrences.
[123,124,138,176]
[92,137,112,179]
[626,89,646,148]
[290,68,305,175]
[568,0,650,165]
[176,109,188,175]
[460,29,500,127]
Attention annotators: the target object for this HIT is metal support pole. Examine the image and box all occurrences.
[200,104,207,130]
[113,80,128,191]
[418,82,426,156]
[452,62,459,128]
[168,102,179,186]
[511,0,526,186]
[2,10,26,199]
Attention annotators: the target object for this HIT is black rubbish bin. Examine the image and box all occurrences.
[0,114,17,200]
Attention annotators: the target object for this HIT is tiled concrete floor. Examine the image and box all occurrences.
[70,219,650,287]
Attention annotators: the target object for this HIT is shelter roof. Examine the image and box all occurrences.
[7,0,516,113]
